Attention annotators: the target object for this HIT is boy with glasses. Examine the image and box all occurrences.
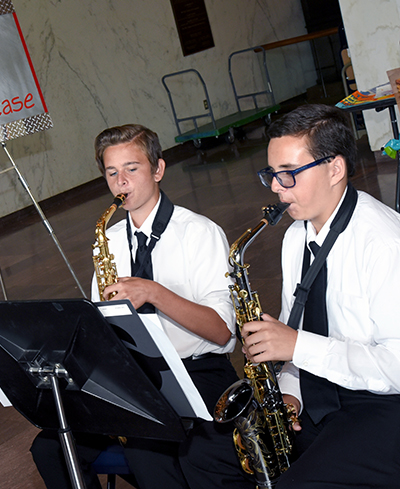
[241,104,400,488]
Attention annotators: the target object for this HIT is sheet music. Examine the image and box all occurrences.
[97,301,212,421]
[0,388,11,407]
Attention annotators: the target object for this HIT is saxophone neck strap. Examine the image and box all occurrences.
[287,182,358,330]
[126,190,174,277]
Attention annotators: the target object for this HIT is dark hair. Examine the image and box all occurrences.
[94,124,163,176]
[266,104,357,177]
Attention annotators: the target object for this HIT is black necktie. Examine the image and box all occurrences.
[299,240,340,424]
[133,232,152,279]
[133,231,155,313]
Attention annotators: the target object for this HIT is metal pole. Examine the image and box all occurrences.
[0,267,7,300]
[1,142,87,297]
[310,39,327,98]
[50,373,87,489]
[387,105,400,213]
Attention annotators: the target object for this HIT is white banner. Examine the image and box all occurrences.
[0,0,52,141]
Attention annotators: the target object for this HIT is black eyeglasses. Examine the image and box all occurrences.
[257,155,335,189]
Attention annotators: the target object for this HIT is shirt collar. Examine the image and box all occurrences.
[128,194,162,243]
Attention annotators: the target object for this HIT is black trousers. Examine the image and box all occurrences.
[30,355,254,489]
[276,387,400,489]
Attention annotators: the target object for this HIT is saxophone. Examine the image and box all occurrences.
[214,202,296,489]
[92,194,126,301]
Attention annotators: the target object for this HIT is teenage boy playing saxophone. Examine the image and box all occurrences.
[30,123,254,489]
[242,104,400,488]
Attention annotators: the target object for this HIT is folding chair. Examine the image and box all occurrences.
[91,444,137,489]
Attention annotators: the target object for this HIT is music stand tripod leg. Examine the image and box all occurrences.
[0,266,7,300]
[49,373,87,489]
[1,142,87,297]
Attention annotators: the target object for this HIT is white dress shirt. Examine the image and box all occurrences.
[91,196,236,358]
[278,190,400,407]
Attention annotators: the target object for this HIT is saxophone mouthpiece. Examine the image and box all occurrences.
[113,194,126,208]
[263,201,290,226]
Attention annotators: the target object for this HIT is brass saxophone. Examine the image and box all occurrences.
[214,202,295,489]
[92,194,126,301]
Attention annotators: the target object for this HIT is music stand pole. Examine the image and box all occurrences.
[1,142,87,298]
[0,266,7,300]
[47,368,86,489]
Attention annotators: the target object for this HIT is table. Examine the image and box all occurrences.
[257,27,339,98]
[339,96,400,212]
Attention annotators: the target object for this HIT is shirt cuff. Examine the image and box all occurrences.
[277,362,303,414]
[293,329,330,377]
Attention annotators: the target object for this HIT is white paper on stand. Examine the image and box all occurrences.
[97,301,212,421]
[139,313,212,421]
[0,388,12,407]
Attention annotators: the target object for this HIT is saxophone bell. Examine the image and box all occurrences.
[215,379,278,489]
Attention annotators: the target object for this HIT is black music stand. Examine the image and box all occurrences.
[0,299,187,489]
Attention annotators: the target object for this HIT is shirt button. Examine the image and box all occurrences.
[303,361,309,367]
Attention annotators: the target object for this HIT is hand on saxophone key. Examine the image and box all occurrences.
[103,276,154,308]
[283,395,302,432]
[103,276,231,345]
[241,314,298,363]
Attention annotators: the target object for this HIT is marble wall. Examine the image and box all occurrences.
[339,0,400,150]
[0,0,316,218]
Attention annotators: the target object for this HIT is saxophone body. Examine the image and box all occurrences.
[214,202,294,489]
[92,194,126,301]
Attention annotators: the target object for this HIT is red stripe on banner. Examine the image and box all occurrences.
[12,11,48,113]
